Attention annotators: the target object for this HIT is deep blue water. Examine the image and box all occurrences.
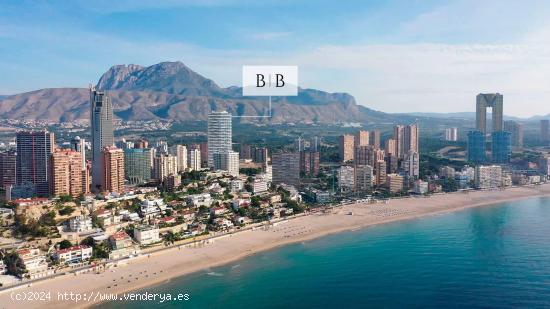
[99,197,550,308]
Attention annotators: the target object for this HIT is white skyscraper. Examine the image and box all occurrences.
[207,111,232,168]
[170,145,188,172]
[188,148,201,171]
[445,128,458,141]
[90,87,114,193]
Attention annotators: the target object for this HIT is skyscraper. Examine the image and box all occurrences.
[16,130,54,196]
[101,146,124,194]
[124,148,152,184]
[170,145,188,172]
[404,124,419,154]
[492,131,512,163]
[49,149,83,197]
[369,130,381,149]
[354,165,373,192]
[0,150,17,188]
[188,148,201,171]
[467,131,486,163]
[213,151,239,176]
[152,153,178,182]
[393,125,405,158]
[384,139,397,157]
[272,152,300,187]
[476,93,503,134]
[503,120,523,147]
[355,130,369,147]
[445,128,458,141]
[90,87,114,192]
[207,111,232,168]
[339,134,355,162]
[541,120,550,144]
[402,150,420,179]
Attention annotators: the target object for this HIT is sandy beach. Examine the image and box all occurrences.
[2,184,550,309]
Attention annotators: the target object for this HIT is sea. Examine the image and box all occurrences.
[98,197,550,308]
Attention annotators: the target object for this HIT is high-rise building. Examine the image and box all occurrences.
[272,152,300,187]
[404,124,419,154]
[491,131,511,163]
[134,139,149,149]
[467,131,486,163]
[252,147,269,164]
[296,137,305,152]
[476,93,503,134]
[402,150,420,179]
[90,87,114,193]
[188,148,202,171]
[70,136,86,170]
[16,130,54,196]
[393,125,405,159]
[152,153,178,182]
[541,120,550,144]
[300,151,320,177]
[310,137,320,152]
[445,128,458,141]
[213,151,239,176]
[355,130,369,147]
[337,166,355,192]
[207,111,232,168]
[503,120,523,147]
[101,147,124,194]
[385,155,398,174]
[354,145,374,166]
[49,149,83,197]
[0,150,16,188]
[239,144,252,160]
[354,165,373,192]
[170,145,187,172]
[124,148,152,185]
[339,134,355,162]
[539,156,550,176]
[374,160,387,186]
[386,174,404,193]
[385,139,397,157]
[475,165,502,189]
[369,130,381,149]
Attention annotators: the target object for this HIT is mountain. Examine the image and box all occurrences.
[0,61,399,124]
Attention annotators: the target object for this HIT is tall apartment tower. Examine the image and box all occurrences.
[169,145,188,172]
[476,93,503,134]
[124,148,153,185]
[49,149,83,197]
[541,120,550,144]
[101,146,124,194]
[272,152,300,187]
[355,130,369,147]
[213,151,239,177]
[0,150,17,188]
[393,125,405,158]
[152,153,178,182]
[16,131,54,196]
[404,124,419,154]
[385,139,397,157]
[503,120,523,147]
[445,128,458,141]
[207,111,232,168]
[90,87,114,192]
[369,130,381,149]
[339,134,355,162]
[188,148,201,171]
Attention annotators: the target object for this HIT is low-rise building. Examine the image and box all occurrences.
[186,193,213,207]
[134,225,161,245]
[16,248,50,279]
[54,245,92,264]
[386,174,404,193]
[68,215,93,232]
[108,231,140,260]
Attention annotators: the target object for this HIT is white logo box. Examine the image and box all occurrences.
[242,65,298,96]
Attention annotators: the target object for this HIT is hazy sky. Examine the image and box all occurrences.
[1,0,550,117]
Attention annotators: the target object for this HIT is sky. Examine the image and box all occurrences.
[1,0,550,117]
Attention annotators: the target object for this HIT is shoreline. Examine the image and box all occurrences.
[2,184,550,309]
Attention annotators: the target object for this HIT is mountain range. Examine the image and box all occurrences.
[0,61,407,124]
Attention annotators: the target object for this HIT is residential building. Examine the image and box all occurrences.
[54,245,92,264]
[475,165,502,189]
[300,151,320,177]
[402,150,420,179]
[134,225,161,245]
[541,120,550,144]
[90,87,114,192]
[445,128,458,141]
[186,193,213,207]
[504,120,523,147]
[272,152,300,187]
[16,248,49,279]
[354,165,373,192]
[339,134,355,162]
[374,160,387,186]
[385,138,397,157]
[170,145,188,172]
[252,147,269,164]
[467,130,486,163]
[476,93,503,134]
[492,131,512,164]
[16,130,54,196]
[124,148,152,185]
[188,148,201,171]
[404,124,419,154]
[369,130,381,149]
[355,130,369,146]
[152,153,178,182]
[101,146,125,193]
[393,125,405,158]
[49,149,84,197]
[207,111,232,168]
[386,174,404,193]
[213,151,239,176]
[0,150,16,188]
[338,166,354,192]
[252,178,268,193]
[68,215,93,232]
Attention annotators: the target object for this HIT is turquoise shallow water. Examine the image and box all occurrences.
[99,197,550,308]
